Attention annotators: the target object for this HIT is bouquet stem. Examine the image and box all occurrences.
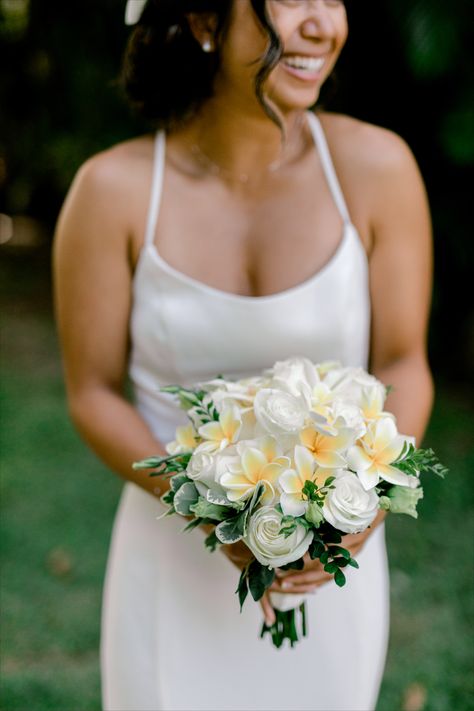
[260,602,307,649]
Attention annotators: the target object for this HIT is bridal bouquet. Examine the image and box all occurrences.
[134,357,446,648]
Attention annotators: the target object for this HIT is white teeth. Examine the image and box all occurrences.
[283,56,325,72]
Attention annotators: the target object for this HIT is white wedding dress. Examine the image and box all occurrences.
[101,113,390,711]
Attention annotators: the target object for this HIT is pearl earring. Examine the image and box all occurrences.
[202,39,212,53]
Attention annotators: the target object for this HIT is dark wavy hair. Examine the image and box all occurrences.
[121,0,283,129]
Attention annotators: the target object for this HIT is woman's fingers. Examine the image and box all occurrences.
[259,591,276,626]
[271,569,332,590]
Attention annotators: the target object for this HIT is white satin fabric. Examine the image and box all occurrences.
[101,113,390,711]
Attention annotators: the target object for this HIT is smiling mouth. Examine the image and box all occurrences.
[281,55,326,73]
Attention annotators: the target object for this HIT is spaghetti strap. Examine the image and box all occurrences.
[144,130,166,248]
[307,112,351,225]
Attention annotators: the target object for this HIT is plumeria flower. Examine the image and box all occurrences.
[310,381,336,420]
[198,406,242,452]
[359,385,392,421]
[279,445,329,516]
[300,425,356,468]
[316,360,341,377]
[166,423,199,455]
[346,417,415,490]
[219,437,289,504]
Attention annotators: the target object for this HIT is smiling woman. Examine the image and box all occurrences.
[53,0,434,709]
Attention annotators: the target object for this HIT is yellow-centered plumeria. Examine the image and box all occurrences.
[198,406,242,452]
[310,381,336,419]
[346,417,414,490]
[220,436,289,504]
[279,445,329,517]
[359,385,390,421]
[300,425,355,468]
[166,423,199,455]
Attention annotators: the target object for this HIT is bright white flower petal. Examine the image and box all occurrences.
[356,466,380,490]
[198,421,223,441]
[346,445,373,472]
[241,448,267,480]
[373,417,399,450]
[279,469,302,495]
[294,445,315,480]
[280,493,307,517]
[377,463,416,488]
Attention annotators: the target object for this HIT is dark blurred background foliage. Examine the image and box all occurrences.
[0,0,473,379]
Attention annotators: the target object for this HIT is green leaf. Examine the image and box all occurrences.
[248,560,275,602]
[236,568,249,611]
[321,525,342,544]
[206,489,245,510]
[161,490,174,506]
[182,517,203,532]
[332,557,350,568]
[279,557,305,571]
[308,539,325,560]
[215,510,249,544]
[334,568,346,587]
[246,482,266,515]
[324,562,339,574]
[204,530,220,552]
[320,550,330,565]
[348,558,359,569]
[133,452,192,475]
[302,479,318,501]
[392,445,448,479]
[329,545,351,560]
[170,474,192,492]
[173,482,199,516]
[279,515,298,538]
[189,497,229,521]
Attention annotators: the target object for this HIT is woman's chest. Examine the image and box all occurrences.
[151,168,358,298]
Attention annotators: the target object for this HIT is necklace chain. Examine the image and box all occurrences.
[189,113,306,184]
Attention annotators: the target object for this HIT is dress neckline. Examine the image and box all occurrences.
[135,112,368,302]
[143,223,364,303]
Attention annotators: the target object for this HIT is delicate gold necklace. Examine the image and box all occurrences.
[190,113,306,184]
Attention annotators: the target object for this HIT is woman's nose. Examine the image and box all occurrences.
[301,1,337,40]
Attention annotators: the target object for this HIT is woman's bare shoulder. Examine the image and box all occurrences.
[71,134,155,202]
[318,111,418,177]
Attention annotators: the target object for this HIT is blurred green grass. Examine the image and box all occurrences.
[0,253,473,711]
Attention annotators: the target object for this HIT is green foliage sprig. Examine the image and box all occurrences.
[393,442,448,478]
[161,385,219,424]
[309,526,359,588]
[278,477,335,538]
[132,451,193,476]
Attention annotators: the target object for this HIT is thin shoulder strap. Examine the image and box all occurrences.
[306,112,351,225]
[144,130,166,247]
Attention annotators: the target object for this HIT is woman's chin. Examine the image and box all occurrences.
[269,88,322,115]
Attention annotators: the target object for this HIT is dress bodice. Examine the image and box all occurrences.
[128,113,370,443]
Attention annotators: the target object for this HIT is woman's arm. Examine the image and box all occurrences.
[368,131,434,442]
[270,126,434,595]
[54,150,168,498]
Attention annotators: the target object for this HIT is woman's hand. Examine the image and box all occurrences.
[269,510,386,595]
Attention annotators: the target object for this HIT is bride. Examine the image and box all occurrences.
[54,1,434,709]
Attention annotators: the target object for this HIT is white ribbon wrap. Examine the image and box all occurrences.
[269,592,308,612]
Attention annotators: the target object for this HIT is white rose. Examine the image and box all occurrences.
[325,367,386,409]
[330,400,367,439]
[187,442,239,490]
[322,470,379,534]
[254,388,308,436]
[270,356,319,405]
[244,506,313,568]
